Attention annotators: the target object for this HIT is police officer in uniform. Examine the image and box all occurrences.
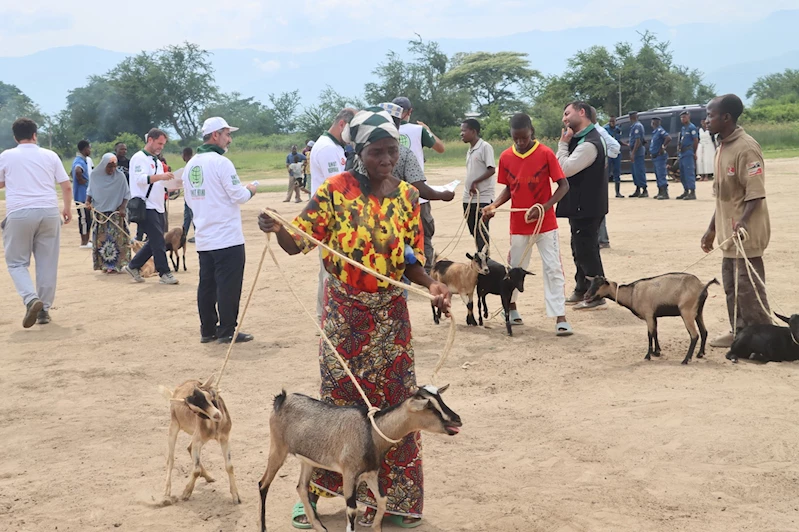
[649,117,672,200]
[604,116,623,198]
[628,111,647,197]
[677,110,699,200]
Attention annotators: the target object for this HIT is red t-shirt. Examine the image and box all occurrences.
[497,141,565,235]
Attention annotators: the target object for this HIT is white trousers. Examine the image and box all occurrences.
[508,230,566,317]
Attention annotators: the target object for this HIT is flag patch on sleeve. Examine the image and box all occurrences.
[747,161,763,177]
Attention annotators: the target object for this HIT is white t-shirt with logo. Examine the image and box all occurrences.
[129,150,166,213]
[183,151,252,252]
[0,144,70,214]
[398,123,425,170]
[310,133,346,196]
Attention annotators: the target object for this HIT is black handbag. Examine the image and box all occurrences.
[127,183,154,223]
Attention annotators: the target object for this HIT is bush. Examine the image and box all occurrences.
[89,132,144,158]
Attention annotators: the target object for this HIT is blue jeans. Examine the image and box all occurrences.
[679,152,696,191]
[652,153,668,188]
[610,156,621,183]
[632,149,647,188]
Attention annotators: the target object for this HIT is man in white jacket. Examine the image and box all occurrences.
[184,117,257,344]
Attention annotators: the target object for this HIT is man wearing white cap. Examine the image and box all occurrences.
[183,117,257,344]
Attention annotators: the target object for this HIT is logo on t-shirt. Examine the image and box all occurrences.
[189,166,204,187]
[399,133,411,148]
[231,174,241,185]
[747,161,763,177]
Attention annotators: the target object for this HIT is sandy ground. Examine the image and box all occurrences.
[1,160,799,532]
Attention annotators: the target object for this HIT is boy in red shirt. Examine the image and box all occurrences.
[483,113,572,336]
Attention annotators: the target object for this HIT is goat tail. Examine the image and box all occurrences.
[705,278,720,290]
[159,385,174,402]
[273,390,287,412]
[698,278,720,314]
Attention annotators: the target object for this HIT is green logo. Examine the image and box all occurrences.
[399,133,411,148]
[189,166,203,188]
[231,174,240,185]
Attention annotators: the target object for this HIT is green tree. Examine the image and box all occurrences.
[443,51,540,114]
[364,37,470,131]
[202,92,279,136]
[0,82,45,149]
[746,69,799,104]
[297,86,362,140]
[269,90,301,134]
[108,42,219,141]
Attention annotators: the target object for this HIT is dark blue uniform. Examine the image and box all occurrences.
[604,123,622,184]
[649,125,669,189]
[629,121,646,190]
[679,122,699,191]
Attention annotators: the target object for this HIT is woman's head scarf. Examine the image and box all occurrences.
[342,107,399,156]
[90,152,125,181]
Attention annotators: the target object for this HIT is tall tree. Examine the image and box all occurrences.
[202,92,279,136]
[297,86,362,140]
[443,51,540,114]
[268,90,301,134]
[109,42,219,141]
[746,69,799,103]
[0,82,44,149]
[365,37,470,131]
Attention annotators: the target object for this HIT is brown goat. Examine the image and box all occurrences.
[159,375,240,504]
[585,273,719,364]
[164,227,186,272]
[130,240,156,278]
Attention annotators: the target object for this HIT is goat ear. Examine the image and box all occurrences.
[437,384,450,394]
[201,374,216,389]
[523,269,534,276]
[775,313,790,324]
[480,245,488,255]
[465,253,474,260]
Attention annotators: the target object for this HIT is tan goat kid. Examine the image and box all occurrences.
[159,375,241,503]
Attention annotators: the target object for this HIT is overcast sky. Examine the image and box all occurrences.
[0,0,792,56]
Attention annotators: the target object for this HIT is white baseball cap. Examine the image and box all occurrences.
[201,117,239,136]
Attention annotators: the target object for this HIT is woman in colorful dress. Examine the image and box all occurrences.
[258,108,451,529]
[86,153,130,273]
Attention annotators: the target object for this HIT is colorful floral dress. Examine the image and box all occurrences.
[291,170,426,517]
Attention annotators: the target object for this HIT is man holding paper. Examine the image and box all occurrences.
[183,117,257,344]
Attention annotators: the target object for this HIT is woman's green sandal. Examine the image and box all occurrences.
[291,501,317,529]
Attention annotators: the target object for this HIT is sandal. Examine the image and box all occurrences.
[502,309,524,325]
[291,501,315,529]
[358,510,422,529]
[556,322,574,337]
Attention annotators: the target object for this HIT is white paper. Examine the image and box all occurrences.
[163,167,183,192]
[420,180,460,204]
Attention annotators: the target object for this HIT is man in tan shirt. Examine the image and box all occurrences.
[700,94,771,347]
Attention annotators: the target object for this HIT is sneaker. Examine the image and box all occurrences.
[79,243,92,249]
[566,291,586,305]
[123,265,145,283]
[615,193,624,198]
[159,272,179,285]
[710,332,734,348]
[573,299,608,311]
[294,198,303,203]
[23,298,44,328]
[200,335,218,344]
[188,237,195,244]
[37,310,51,325]
[217,332,254,344]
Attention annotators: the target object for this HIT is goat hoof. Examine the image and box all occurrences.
[232,495,241,504]
[681,360,689,365]
[652,352,661,357]
[697,353,704,359]
[644,354,651,361]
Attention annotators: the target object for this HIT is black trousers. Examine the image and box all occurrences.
[129,209,169,275]
[569,216,605,294]
[198,244,245,338]
[463,202,490,252]
[722,257,771,331]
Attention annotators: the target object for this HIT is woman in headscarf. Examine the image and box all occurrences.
[259,108,451,529]
[86,153,131,273]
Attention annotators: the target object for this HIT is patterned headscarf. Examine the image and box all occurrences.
[342,107,399,156]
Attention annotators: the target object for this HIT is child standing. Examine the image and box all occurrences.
[483,113,573,336]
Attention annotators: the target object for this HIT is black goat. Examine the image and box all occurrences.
[476,257,533,336]
[725,313,799,363]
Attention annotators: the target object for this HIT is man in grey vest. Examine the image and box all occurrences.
[556,101,608,310]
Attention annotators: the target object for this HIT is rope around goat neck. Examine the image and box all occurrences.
[262,208,457,443]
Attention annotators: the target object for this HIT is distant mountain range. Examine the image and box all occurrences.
[2,10,798,115]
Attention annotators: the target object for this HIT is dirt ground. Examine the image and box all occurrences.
[1,159,798,532]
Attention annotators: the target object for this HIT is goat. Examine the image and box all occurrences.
[130,240,157,278]
[476,257,533,336]
[164,227,187,272]
[725,313,799,363]
[584,273,719,364]
[258,385,462,532]
[430,247,489,326]
[159,374,240,504]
